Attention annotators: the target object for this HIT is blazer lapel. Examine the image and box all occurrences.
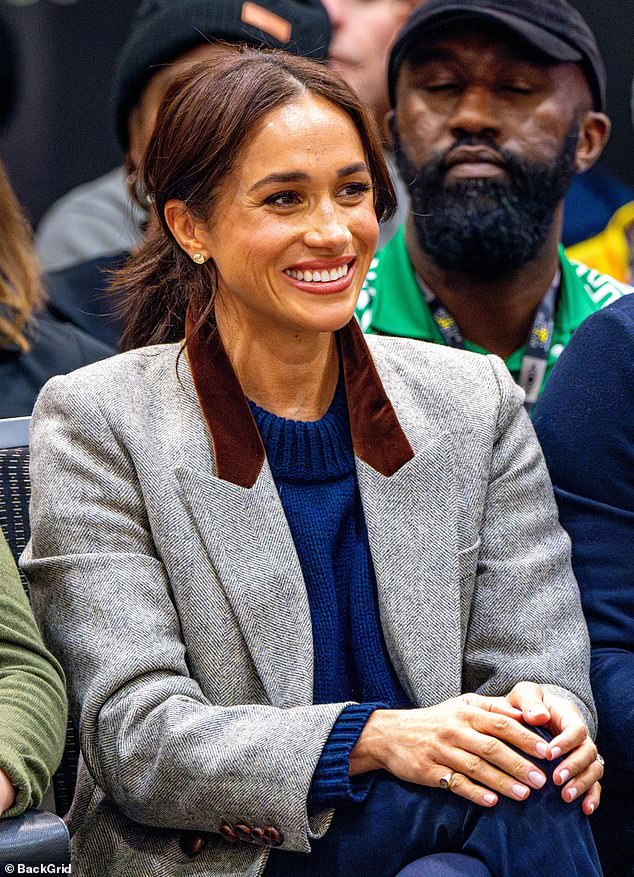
[356,438,463,708]
[175,460,314,708]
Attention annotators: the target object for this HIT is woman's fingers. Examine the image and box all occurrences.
[554,738,603,799]
[546,708,588,760]
[456,730,547,792]
[505,681,551,725]
[433,766,498,808]
[461,693,523,721]
[552,733,596,785]
[582,781,602,816]
[559,759,603,804]
[450,745,542,802]
[470,706,550,759]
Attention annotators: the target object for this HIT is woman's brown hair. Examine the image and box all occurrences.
[113,48,397,351]
[0,160,43,351]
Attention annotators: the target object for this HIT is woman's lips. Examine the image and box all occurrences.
[282,259,356,295]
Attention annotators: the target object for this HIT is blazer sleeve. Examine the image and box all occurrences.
[21,373,349,853]
[461,356,596,734]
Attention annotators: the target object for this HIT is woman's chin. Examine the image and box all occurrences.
[291,293,360,335]
[300,308,358,336]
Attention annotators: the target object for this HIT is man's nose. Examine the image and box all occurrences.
[448,85,501,140]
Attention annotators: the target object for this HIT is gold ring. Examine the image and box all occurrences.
[439,773,454,790]
[596,754,605,767]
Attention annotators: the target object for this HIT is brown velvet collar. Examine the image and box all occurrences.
[185,310,414,488]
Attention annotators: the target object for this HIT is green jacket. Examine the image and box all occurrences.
[0,533,67,816]
[356,228,632,394]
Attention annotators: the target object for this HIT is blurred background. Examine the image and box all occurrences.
[0,0,632,227]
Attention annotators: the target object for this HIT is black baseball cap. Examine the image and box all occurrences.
[388,0,606,112]
[113,0,331,150]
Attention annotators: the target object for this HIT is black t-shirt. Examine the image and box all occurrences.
[0,309,114,418]
[45,252,127,348]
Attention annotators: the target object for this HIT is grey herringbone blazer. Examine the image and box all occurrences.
[22,333,594,877]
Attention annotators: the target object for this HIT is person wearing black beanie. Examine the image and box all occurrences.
[36,0,331,348]
[113,0,330,154]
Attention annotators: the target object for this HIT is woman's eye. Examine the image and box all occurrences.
[339,181,373,199]
[264,191,302,208]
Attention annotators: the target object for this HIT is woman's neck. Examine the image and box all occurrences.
[215,304,340,421]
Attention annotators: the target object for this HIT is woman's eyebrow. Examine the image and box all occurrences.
[249,163,370,193]
[338,162,369,177]
[249,172,310,193]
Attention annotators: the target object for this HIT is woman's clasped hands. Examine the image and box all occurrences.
[350,681,603,814]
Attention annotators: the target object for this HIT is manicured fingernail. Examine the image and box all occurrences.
[529,771,546,788]
[512,784,529,799]
[588,802,595,814]
[550,746,561,759]
[483,793,497,806]
[567,786,578,801]
[558,768,570,784]
[535,742,548,757]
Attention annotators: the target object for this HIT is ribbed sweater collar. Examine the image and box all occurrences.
[248,378,354,483]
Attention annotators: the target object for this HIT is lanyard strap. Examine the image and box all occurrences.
[416,273,560,413]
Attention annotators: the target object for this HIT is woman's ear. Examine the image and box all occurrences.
[575,111,611,174]
[164,199,209,262]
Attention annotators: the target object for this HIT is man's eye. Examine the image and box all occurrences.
[424,81,460,93]
[500,83,534,95]
[264,191,301,207]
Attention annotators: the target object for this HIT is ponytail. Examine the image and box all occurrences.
[111,218,217,352]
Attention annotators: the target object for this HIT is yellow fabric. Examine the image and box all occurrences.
[567,201,634,284]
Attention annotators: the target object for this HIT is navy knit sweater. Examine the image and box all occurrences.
[249,378,410,807]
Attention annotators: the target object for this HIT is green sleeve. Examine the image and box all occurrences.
[0,533,67,816]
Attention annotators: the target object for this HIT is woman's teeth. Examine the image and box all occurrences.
[284,264,350,282]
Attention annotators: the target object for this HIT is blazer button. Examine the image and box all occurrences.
[250,827,267,845]
[234,823,253,842]
[264,827,284,847]
[219,821,239,844]
[180,831,206,857]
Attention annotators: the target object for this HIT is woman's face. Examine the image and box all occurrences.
[196,94,379,341]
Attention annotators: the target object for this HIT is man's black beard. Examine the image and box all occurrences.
[394,125,579,281]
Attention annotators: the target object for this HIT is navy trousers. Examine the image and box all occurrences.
[265,757,602,877]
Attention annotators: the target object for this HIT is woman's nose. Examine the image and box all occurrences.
[303,206,352,251]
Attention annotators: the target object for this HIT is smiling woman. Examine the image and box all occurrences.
[22,50,603,877]
[164,93,379,390]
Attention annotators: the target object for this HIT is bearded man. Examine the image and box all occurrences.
[356,0,631,410]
